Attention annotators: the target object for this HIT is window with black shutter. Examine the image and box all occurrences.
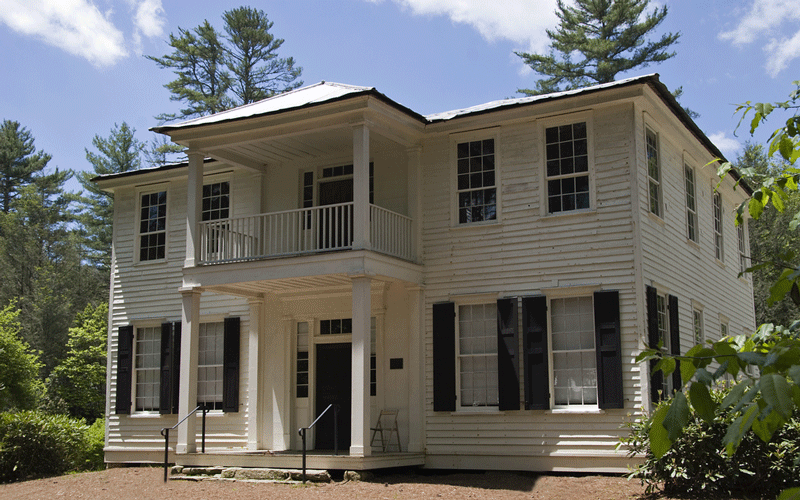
[594,290,623,409]
[522,296,549,410]
[432,302,456,412]
[497,298,520,411]
[159,322,181,414]
[222,317,240,412]
[115,325,134,414]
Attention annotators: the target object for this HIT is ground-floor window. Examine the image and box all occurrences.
[550,296,597,406]
[134,326,160,412]
[458,303,499,408]
[198,322,224,410]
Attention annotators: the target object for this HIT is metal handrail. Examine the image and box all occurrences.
[160,404,209,483]
[297,403,340,484]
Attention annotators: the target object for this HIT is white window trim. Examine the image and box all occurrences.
[547,292,599,410]
[450,128,501,227]
[540,111,595,217]
[454,299,499,413]
[645,126,662,219]
[132,322,164,414]
[684,160,698,243]
[135,183,170,265]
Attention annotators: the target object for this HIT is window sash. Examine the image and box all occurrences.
[139,191,167,261]
[545,122,590,213]
[201,181,230,222]
[738,224,747,273]
[685,166,697,241]
[457,303,498,407]
[713,192,724,260]
[456,139,497,224]
[135,326,161,411]
[197,322,224,408]
[550,296,597,406]
[646,129,661,217]
[694,310,704,344]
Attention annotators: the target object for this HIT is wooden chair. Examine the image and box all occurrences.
[370,409,401,452]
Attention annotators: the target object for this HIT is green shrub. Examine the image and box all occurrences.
[0,411,105,482]
[621,389,800,499]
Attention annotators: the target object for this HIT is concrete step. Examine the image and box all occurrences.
[171,465,333,483]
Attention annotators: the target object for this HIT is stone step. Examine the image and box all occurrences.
[171,465,333,483]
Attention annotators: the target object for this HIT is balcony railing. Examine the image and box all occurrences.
[198,203,413,264]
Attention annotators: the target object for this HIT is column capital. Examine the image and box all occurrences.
[179,286,203,297]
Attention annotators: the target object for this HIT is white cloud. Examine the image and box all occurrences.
[0,0,167,67]
[365,0,560,53]
[708,132,741,157]
[719,0,800,77]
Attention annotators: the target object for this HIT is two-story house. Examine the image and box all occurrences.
[98,74,755,473]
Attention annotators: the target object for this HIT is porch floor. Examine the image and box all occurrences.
[177,449,425,471]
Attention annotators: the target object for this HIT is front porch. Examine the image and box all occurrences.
[176,449,426,471]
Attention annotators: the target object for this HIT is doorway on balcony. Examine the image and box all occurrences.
[315,342,351,450]
[318,178,353,249]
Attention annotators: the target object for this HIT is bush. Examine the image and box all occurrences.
[621,389,800,499]
[0,411,105,482]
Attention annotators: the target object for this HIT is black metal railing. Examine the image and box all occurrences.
[160,404,209,483]
[297,403,340,484]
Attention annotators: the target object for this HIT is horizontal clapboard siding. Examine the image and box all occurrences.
[107,172,258,457]
[420,103,641,468]
[634,95,756,360]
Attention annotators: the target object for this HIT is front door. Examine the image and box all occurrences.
[318,179,353,248]
[315,343,351,450]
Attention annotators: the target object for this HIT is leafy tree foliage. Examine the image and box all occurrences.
[516,0,679,96]
[0,120,51,213]
[639,82,800,500]
[149,6,302,121]
[0,303,43,411]
[738,143,800,326]
[78,123,143,270]
[45,302,108,422]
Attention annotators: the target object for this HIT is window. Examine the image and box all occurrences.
[655,295,672,395]
[202,181,229,221]
[320,318,352,335]
[457,303,498,408]
[197,322,224,410]
[546,122,589,213]
[646,128,661,217]
[296,322,309,398]
[693,308,704,344]
[134,326,161,411]
[456,139,496,223]
[685,165,698,241]
[720,323,728,338]
[551,296,597,406]
[139,190,167,261]
[738,223,748,273]
[713,192,724,260]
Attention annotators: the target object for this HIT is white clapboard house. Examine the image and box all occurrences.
[98,74,755,472]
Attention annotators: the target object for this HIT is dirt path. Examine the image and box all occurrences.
[1,467,655,499]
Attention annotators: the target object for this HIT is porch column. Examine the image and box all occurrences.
[350,275,372,456]
[352,123,370,250]
[407,147,422,261]
[185,151,204,267]
[406,285,425,453]
[177,287,201,453]
[247,296,264,450]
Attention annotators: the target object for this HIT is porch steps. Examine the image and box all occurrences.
[170,465,343,483]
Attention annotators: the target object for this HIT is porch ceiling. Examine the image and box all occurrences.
[205,273,356,298]
[206,126,400,169]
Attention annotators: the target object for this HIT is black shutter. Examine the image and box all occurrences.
[522,296,549,410]
[646,285,662,403]
[159,322,173,414]
[115,325,134,414]
[223,317,240,412]
[594,290,624,409]
[668,295,681,393]
[497,298,519,411]
[432,302,456,412]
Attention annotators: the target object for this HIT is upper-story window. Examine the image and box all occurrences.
[202,181,230,221]
[546,122,589,213]
[646,128,661,217]
[713,192,724,261]
[457,139,496,224]
[139,190,167,261]
[685,165,698,242]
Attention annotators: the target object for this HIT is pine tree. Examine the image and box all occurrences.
[0,120,51,213]
[148,7,302,121]
[516,0,680,96]
[78,122,143,270]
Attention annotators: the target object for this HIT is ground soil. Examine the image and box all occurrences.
[0,467,667,500]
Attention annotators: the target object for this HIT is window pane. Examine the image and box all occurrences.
[551,296,597,406]
[458,303,499,407]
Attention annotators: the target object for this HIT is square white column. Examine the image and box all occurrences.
[177,287,201,453]
[352,123,370,250]
[185,152,204,268]
[350,276,372,456]
[247,296,264,450]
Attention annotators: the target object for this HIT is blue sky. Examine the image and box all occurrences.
[1,0,798,193]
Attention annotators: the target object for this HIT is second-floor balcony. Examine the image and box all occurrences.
[198,202,414,265]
